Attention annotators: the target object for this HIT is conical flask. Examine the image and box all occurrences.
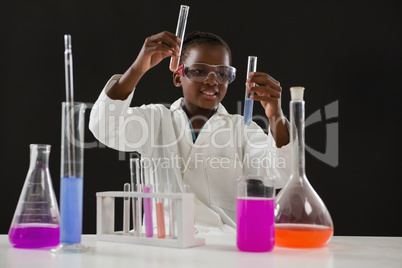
[275,87,333,248]
[8,144,60,248]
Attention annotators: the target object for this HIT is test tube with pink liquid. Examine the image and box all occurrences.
[141,158,154,238]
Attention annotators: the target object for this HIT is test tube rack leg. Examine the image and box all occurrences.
[96,191,205,248]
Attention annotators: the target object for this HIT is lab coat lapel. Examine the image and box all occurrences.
[193,115,225,146]
[193,103,229,146]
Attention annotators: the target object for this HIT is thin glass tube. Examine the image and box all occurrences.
[169,5,190,72]
[243,56,257,125]
[130,156,142,236]
[123,183,130,234]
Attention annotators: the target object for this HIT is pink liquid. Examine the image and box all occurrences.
[237,198,275,252]
[8,223,60,248]
[169,56,180,72]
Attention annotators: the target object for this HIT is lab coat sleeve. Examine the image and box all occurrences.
[88,74,162,156]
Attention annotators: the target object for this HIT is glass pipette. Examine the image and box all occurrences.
[64,34,76,177]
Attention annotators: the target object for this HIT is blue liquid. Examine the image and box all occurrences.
[60,177,83,244]
[244,98,254,125]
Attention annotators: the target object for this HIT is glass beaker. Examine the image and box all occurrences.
[275,87,334,248]
[237,175,275,252]
[8,144,60,248]
[52,102,88,253]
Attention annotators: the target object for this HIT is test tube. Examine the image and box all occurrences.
[243,56,258,125]
[123,183,130,234]
[169,5,190,72]
[142,158,154,238]
[167,172,178,239]
[143,186,153,237]
[155,182,166,239]
[130,155,142,236]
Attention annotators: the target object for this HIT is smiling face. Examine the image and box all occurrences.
[174,43,231,116]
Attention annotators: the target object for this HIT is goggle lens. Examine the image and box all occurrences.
[178,63,236,84]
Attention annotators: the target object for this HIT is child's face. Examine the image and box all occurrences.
[178,44,230,111]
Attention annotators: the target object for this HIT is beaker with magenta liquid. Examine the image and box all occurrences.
[274,87,334,248]
[8,144,60,248]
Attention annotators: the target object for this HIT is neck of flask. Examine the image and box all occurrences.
[30,144,51,169]
[290,100,306,178]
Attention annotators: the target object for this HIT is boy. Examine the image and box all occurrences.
[89,31,291,233]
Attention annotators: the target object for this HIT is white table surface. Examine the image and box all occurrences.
[1,235,402,268]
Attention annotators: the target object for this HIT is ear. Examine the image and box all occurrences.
[173,72,182,87]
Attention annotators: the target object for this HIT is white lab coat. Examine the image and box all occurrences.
[89,75,292,234]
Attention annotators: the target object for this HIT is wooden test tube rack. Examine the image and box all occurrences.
[96,191,205,248]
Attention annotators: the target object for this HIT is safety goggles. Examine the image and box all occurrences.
[177,63,237,84]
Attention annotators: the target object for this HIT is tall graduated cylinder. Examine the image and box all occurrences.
[237,175,275,252]
[60,102,86,245]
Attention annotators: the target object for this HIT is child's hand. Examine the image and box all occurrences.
[132,31,180,74]
[246,72,284,120]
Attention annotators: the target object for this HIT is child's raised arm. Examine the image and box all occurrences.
[247,72,290,148]
[107,31,180,100]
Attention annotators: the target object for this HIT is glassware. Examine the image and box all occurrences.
[275,86,334,248]
[155,184,166,239]
[8,144,60,248]
[243,56,257,125]
[52,102,88,253]
[237,175,275,252]
[123,183,131,234]
[141,157,155,238]
[130,154,143,236]
[169,5,190,72]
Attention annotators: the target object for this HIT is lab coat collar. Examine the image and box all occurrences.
[170,97,230,117]
[171,98,231,146]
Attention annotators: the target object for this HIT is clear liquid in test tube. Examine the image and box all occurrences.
[243,56,258,125]
[169,5,190,72]
[123,183,130,234]
[130,155,142,236]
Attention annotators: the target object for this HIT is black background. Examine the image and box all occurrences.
[1,0,401,236]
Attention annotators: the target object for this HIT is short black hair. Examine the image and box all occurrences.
[180,31,232,65]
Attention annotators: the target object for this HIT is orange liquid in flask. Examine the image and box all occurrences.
[275,224,333,248]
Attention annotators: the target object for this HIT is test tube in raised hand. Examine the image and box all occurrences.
[169,5,190,72]
[243,56,258,125]
[123,183,130,234]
